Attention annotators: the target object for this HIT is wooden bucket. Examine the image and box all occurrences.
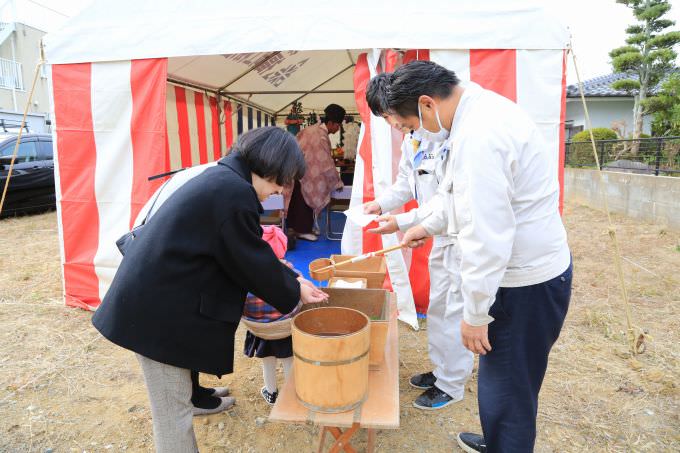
[292,307,370,413]
[301,288,390,368]
[309,258,333,281]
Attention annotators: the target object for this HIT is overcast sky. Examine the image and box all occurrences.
[12,0,680,85]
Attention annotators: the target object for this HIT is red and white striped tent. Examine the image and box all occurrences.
[43,0,569,329]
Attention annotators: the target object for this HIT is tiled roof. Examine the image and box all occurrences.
[566,73,640,98]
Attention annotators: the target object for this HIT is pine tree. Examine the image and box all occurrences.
[609,0,680,145]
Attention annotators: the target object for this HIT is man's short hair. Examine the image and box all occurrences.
[366,60,460,117]
[323,103,347,123]
[233,127,305,186]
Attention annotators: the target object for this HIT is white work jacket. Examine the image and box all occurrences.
[375,134,453,247]
[421,82,571,326]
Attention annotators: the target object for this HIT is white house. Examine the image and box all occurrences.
[565,73,653,139]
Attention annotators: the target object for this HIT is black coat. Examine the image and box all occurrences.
[92,153,300,375]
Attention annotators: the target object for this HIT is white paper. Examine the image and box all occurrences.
[332,279,365,289]
[344,206,378,227]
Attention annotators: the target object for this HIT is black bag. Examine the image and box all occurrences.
[116,181,169,256]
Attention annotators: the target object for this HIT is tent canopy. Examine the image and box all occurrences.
[43,0,569,114]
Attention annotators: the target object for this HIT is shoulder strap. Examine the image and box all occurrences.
[141,179,171,226]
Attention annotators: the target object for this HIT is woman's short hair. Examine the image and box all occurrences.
[232,127,305,186]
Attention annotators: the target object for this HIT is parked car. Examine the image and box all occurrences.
[0,134,55,218]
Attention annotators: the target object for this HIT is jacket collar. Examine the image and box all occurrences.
[218,152,252,185]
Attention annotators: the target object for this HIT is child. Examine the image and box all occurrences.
[242,225,302,405]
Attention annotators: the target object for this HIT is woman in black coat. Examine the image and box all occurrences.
[92,127,328,452]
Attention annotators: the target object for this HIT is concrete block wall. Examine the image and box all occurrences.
[564,168,680,230]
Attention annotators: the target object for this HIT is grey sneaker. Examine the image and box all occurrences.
[192,396,235,416]
[211,386,230,397]
[457,432,486,452]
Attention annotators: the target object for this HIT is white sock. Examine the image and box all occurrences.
[280,357,293,379]
[262,357,277,393]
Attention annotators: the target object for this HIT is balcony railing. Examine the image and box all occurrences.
[0,56,22,90]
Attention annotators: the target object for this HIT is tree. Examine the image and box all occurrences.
[645,72,680,136]
[609,0,680,145]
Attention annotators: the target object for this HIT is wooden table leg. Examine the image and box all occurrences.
[326,423,360,453]
[317,427,329,453]
[366,429,376,453]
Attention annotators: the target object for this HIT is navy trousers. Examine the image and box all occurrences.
[478,262,572,453]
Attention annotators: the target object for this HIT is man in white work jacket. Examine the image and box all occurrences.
[362,73,473,411]
[371,61,572,453]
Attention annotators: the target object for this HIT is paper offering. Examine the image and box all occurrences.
[344,206,378,227]
[332,279,366,289]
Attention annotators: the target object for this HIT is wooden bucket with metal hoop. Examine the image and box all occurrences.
[291,307,370,413]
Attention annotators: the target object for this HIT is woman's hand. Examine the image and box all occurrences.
[363,201,382,215]
[367,215,398,235]
[300,282,329,304]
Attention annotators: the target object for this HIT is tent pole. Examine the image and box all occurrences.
[224,90,355,95]
[168,78,276,115]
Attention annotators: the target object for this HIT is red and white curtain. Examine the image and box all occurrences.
[50,58,275,310]
[342,48,567,329]
[165,84,274,171]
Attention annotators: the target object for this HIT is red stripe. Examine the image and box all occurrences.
[558,50,567,215]
[130,58,168,228]
[354,53,383,255]
[174,86,192,168]
[403,49,430,64]
[469,50,517,102]
[209,97,221,160]
[194,92,208,164]
[52,63,101,310]
[224,101,234,149]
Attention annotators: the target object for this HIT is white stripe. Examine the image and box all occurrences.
[516,50,564,189]
[166,84,182,170]
[431,50,471,83]
[341,125,366,257]
[371,49,419,329]
[91,60,134,301]
[185,90,201,166]
[232,103,239,141]
[46,64,69,305]
[204,93,215,161]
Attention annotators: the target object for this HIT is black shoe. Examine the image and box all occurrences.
[413,385,460,410]
[456,432,486,453]
[409,371,436,389]
[261,387,278,406]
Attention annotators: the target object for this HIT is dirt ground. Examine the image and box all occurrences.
[0,200,678,453]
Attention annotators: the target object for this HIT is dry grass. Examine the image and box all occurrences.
[0,200,678,452]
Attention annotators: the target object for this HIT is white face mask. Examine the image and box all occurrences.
[415,102,450,142]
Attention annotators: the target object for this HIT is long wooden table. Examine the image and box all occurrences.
[269,298,399,452]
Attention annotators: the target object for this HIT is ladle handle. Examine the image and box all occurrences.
[315,244,406,272]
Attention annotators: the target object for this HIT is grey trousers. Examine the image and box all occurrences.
[136,354,198,453]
